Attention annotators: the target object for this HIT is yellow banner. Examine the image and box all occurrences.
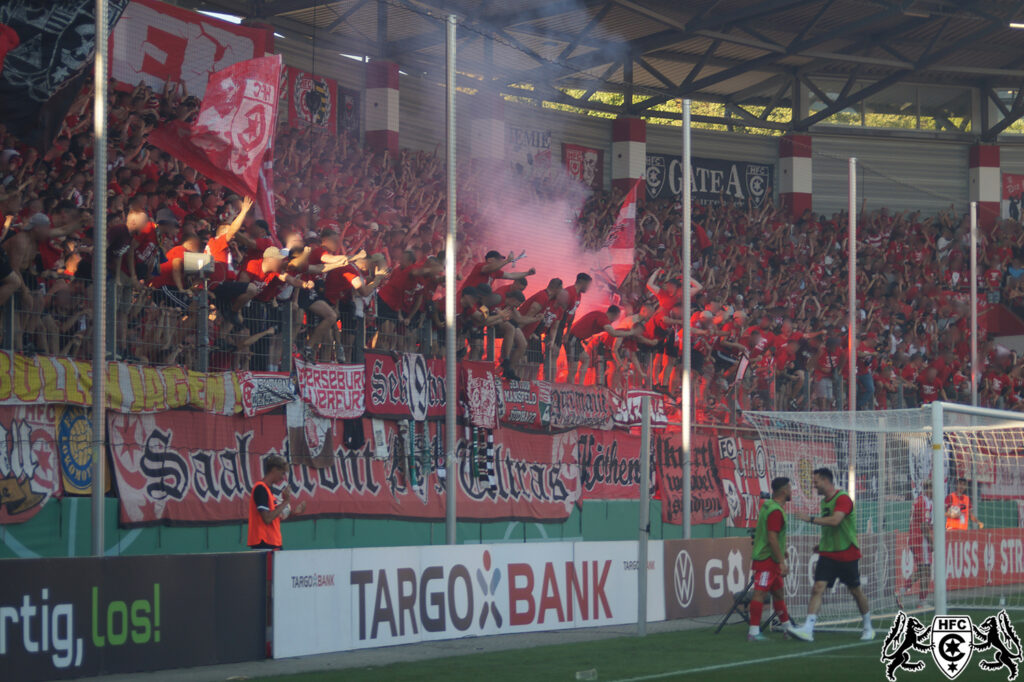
[0,352,241,415]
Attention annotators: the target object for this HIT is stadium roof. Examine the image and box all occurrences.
[189,0,1024,137]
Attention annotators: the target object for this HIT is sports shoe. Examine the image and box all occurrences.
[747,633,769,642]
[860,627,876,641]
[789,626,814,642]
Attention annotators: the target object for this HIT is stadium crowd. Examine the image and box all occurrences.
[0,74,1022,420]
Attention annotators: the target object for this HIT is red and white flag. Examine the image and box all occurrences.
[149,55,282,229]
[605,180,640,286]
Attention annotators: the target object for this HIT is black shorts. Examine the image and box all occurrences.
[814,555,861,589]
[153,286,191,311]
[691,349,705,373]
[662,336,680,358]
[377,297,399,322]
[214,280,250,311]
[298,287,322,311]
[0,251,12,281]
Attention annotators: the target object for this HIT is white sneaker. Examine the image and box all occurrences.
[790,626,814,642]
[861,627,876,641]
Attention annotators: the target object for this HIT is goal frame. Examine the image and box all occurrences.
[929,401,1024,616]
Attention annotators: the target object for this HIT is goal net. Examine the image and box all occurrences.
[746,403,1024,629]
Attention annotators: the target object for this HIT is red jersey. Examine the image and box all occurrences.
[910,494,932,539]
[377,264,414,311]
[519,290,553,338]
[918,377,943,403]
[461,261,504,292]
[324,265,362,305]
[570,311,611,340]
[148,246,187,289]
[243,258,284,302]
[205,234,234,284]
[564,284,582,319]
[133,222,160,274]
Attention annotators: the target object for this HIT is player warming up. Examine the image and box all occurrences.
[747,477,797,642]
[898,479,934,608]
[790,467,874,642]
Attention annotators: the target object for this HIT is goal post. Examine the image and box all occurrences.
[746,402,1024,628]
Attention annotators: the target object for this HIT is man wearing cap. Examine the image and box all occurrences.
[460,250,534,297]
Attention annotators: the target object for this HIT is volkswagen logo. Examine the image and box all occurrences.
[674,549,694,608]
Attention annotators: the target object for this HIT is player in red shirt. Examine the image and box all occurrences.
[747,477,795,641]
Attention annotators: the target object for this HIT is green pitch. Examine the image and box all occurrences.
[254,616,1021,682]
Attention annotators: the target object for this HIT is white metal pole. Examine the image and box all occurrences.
[970,202,979,507]
[681,99,692,539]
[444,14,458,545]
[91,0,109,557]
[847,158,856,502]
[932,401,947,616]
[970,202,979,408]
[637,396,651,637]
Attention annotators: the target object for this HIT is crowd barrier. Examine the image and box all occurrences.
[0,553,266,682]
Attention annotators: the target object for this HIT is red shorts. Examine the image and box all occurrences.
[751,558,783,593]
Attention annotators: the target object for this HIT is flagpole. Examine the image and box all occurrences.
[91,0,109,557]
[444,13,458,546]
[681,98,692,540]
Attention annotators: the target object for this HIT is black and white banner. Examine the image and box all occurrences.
[645,153,773,207]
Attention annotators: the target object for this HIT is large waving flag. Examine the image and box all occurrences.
[605,179,640,286]
[149,55,282,232]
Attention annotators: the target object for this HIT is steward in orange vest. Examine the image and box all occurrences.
[945,477,983,531]
[248,454,306,549]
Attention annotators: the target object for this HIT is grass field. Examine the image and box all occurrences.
[253,615,1022,682]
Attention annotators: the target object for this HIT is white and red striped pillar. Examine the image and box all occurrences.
[611,117,646,196]
[365,60,399,155]
[470,94,505,172]
[778,134,812,219]
[969,143,1000,229]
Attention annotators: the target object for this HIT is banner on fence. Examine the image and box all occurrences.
[549,383,613,430]
[1003,173,1024,221]
[295,359,364,419]
[239,371,295,417]
[654,430,728,526]
[0,406,62,524]
[562,142,603,190]
[462,361,500,429]
[273,540,664,657]
[0,352,239,415]
[645,153,773,207]
[0,553,265,681]
[364,352,446,420]
[285,66,337,130]
[612,390,669,429]
[578,429,649,500]
[714,432,771,528]
[107,412,581,526]
[111,0,270,99]
[499,379,550,429]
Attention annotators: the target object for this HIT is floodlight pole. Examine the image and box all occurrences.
[847,158,856,501]
[970,202,979,505]
[444,13,458,545]
[681,99,692,539]
[91,0,109,557]
[637,396,651,637]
